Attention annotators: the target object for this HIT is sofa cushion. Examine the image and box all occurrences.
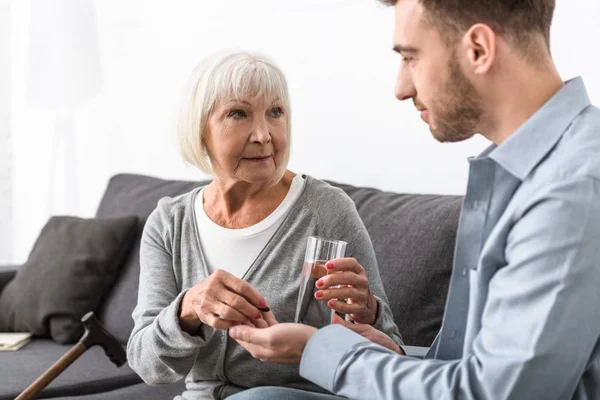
[330,182,462,346]
[51,382,186,400]
[0,339,142,400]
[95,174,210,343]
[0,216,138,344]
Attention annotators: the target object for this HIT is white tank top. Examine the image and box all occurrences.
[194,174,306,278]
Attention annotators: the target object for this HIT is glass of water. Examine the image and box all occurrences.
[294,236,347,326]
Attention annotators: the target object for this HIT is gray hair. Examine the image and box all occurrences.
[176,50,292,177]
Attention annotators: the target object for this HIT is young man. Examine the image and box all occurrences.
[229,0,600,398]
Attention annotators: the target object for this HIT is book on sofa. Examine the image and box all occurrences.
[0,332,32,351]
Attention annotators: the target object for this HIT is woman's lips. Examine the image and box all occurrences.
[244,156,271,163]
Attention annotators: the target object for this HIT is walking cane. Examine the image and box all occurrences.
[15,312,126,400]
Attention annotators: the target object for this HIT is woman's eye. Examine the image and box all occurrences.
[269,107,283,118]
[228,109,247,119]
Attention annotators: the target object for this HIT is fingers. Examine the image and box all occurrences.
[317,271,368,290]
[332,313,351,327]
[333,314,372,336]
[218,270,268,311]
[229,324,306,363]
[214,301,254,322]
[231,323,317,364]
[324,258,365,275]
[234,338,269,360]
[250,318,270,329]
[333,319,363,335]
[234,338,289,363]
[229,325,277,360]
[261,309,279,327]
[192,271,272,330]
[326,299,368,315]
[315,286,368,302]
[312,260,376,324]
[328,299,377,325]
[215,290,263,321]
[205,314,235,330]
[237,310,277,328]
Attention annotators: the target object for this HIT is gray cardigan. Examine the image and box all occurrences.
[127,176,402,400]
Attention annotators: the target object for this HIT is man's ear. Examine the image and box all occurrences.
[462,23,496,74]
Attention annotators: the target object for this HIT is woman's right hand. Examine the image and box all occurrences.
[178,269,268,333]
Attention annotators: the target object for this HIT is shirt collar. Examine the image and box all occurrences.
[475,77,591,180]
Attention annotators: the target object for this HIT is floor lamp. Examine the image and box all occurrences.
[27,0,102,216]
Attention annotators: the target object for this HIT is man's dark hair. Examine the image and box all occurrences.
[380,0,555,52]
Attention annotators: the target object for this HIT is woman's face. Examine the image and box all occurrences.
[205,94,288,185]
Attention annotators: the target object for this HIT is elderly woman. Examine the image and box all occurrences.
[127,50,402,400]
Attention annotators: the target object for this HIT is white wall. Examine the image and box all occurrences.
[9,0,600,264]
[0,0,11,265]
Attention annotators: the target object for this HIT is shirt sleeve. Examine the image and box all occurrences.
[126,202,206,384]
[301,176,600,399]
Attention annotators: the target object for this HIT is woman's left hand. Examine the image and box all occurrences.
[314,257,378,325]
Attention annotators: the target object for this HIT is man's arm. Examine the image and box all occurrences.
[301,177,600,400]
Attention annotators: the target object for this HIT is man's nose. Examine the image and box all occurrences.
[395,67,416,101]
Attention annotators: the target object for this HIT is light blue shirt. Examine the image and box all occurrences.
[300,77,600,399]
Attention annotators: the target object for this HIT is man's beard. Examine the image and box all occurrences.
[428,56,483,143]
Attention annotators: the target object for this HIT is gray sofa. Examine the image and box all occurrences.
[0,173,461,399]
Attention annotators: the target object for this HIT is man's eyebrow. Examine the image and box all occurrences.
[393,45,419,54]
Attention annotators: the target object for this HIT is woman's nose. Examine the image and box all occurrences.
[250,119,271,143]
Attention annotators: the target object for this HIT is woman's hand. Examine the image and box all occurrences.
[314,258,379,325]
[178,269,268,333]
[238,308,279,329]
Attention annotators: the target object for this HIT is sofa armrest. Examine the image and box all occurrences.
[403,345,429,359]
[0,265,18,292]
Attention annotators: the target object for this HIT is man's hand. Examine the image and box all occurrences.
[229,323,318,363]
[332,314,405,355]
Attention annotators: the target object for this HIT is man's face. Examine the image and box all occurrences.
[393,0,482,143]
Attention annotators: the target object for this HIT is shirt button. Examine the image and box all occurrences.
[450,330,457,339]
[461,268,467,277]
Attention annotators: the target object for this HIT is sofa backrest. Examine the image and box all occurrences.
[95,174,209,343]
[329,182,462,346]
[96,174,461,346]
